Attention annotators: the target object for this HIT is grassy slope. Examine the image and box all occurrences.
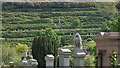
[2,2,111,46]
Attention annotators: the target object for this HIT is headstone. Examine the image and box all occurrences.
[58,49,71,67]
[22,50,27,58]
[28,59,38,68]
[2,65,7,68]
[73,52,86,67]
[73,33,86,67]
[28,47,32,56]
[9,62,14,68]
[45,54,54,68]
[74,33,82,48]
[22,58,28,68]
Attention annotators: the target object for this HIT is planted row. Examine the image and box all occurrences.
[2,28,99,38]
[2,2,96,11]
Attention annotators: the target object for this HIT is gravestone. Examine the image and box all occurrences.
[22,49,38,68]
[22,50,28,68]
[28,47,32,56]
[22,57,28,68]
[95,32,120,66]
[45,54,54,68]
[28,58,38,68]
[72,33,86,67]
[44,33,86,68]
[58,49,71,67]
[9,62,14,68]
[22,50,27,58]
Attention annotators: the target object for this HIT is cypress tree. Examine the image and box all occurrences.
[32,28,61,67]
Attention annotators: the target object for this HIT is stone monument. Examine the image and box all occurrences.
[58,49,71,67]
[72,32,86,67]
[22,57,28,68]
[22,50,27,58]
[28,58,38,68]
[45,54,54,68]
[95,32,120,67]
[22,49,38,68]
[9,62,14,68]
[74,32,82,48]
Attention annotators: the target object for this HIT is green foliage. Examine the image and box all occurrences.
[86,38,92,41]
[2,44,15,65]
[32,28,61,67]
[101,21,112,31]
[84,40,96,66]
[71,18,81,28]
[85,40,96,55]
[101,16,120,32]
[110,50,118,68]
[1,42,22,65]
[16,43,28,54]
[110,16,120,32]
[2,2,96,11]
[96,2,118,20]
[61,37,65,46]
[11,54,22,65]
[2,2,117,47]
[84,54,96,66]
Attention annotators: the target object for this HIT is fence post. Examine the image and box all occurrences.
[58,49,71,68]
[45,54,54,68]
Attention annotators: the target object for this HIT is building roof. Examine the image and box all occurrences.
[95,32,120,40]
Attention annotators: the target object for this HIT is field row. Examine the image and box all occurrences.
[3,7,97,12]
[3,15,104,24]
[3,10,99,17]
[1,34,96,46]
[2,21,103,31]
[2,28,100,38]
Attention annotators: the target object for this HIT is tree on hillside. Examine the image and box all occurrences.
[101,20,113,32]
[110,16,120,32]
[71,18,81,28]
[96,2,118,20]
[101,16,120,32]
[32,28,61,67]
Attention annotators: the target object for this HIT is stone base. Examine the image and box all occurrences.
[72,47,86,67]
[72,47,85,57]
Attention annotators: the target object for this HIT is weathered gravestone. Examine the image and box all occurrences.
[58,49,71,67]
[9,62,14,68]
[45,54,54,68]
[72,33,86,67]
[22,49,38,68]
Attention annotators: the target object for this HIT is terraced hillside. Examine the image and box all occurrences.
[2,2,118,46]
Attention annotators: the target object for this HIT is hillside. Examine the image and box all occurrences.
[2,2,118,46]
